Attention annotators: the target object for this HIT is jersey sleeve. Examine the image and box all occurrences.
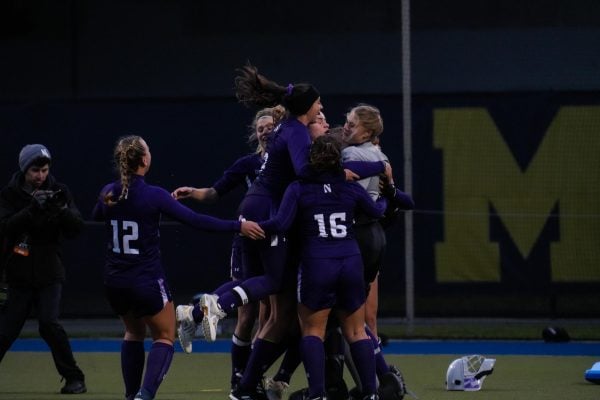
[341,146,386,178]
[392,188,415,210]
[212,154,258,196]
[287,127,312,178]
[342,160,385,178]
[259,182,301,233]
[351,183,387,219]
[152,186,241,232]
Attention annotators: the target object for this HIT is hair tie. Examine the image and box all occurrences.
[286,83,294,96]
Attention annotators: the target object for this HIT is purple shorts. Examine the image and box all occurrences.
[105,278,172,318]
[298,254,366,313]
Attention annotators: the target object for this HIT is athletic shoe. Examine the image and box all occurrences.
[194,323,204,337]
[229,386,267,400]
[133,388,153,400]
[231,372,243,393]
[362,395,379,400]
[287,388,307,400]
[176,304,195,353]
[378,364,406,400]
[326,379,349,400]
[287,388,328,400]
[60,380,86,394]
[264,376,289,400]
[348,386,362,400]
[200,294,226,342]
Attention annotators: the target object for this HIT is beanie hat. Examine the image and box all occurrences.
[282,84,320,116]
[18,144,52,172]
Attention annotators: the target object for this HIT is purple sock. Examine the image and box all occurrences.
[141,341,174,398]
[217,286,250,313]
[191,304,204,323]
[213,280,240,297]
[274,336,302,384]
[217,276,280,313]
[240,338,285,390]
[121,340,145,399]
[324,328,346,388]
[365,325,390,376]
[350,339,377,396]
[231,334,252,385]
[301,335,326,398]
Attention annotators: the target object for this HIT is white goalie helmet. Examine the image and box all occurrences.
[445,355,496,391]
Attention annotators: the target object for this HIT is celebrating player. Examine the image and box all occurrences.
[260,135,387,400]
[92,135,264,400]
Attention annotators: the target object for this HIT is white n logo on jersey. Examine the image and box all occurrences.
[323,184,331,193]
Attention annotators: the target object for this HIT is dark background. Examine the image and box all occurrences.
[1,0,599,317]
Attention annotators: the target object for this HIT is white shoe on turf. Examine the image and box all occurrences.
[264,376,289,400]
[176,304,195,353]
[200,294,226,342]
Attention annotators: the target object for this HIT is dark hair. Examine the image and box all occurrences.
[29,157,52,169]
[326,126,345,144]
[234,63,320,116]
[309,135,343,173]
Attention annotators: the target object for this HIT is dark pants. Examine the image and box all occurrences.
[0,282,85,382]
[354,221,387,285]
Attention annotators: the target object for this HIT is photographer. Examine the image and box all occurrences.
[0,144,86,394]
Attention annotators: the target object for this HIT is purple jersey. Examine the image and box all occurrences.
[212,153,263,196]
[242,118,384,212]
[211,152,263,280]
[259,173,387,259]
[92,175,242,287]
[248,117,312,200]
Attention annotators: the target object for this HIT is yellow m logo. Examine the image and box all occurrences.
[434,106,600,282]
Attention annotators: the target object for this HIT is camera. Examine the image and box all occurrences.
[47,189,67,209]
[32,189,67,211]
[48,189,65,202]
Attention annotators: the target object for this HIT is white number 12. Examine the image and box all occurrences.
[110,220,140,255]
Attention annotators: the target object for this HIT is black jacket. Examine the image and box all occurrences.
[0,172,83,288]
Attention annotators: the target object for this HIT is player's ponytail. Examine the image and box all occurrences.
[106,135,146,205]
[234,63,320,117]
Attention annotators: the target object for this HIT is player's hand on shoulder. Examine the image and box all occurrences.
[240,220,265,240]
[344,168,360,181]
[383,160,394,182]
[171,186,194,200]
[379,173,396,199]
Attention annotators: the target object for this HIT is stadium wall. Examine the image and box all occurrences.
[2,93,598,318]
[0,1,599,317]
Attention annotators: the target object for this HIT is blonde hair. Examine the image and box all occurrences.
[104,135,146,205]
[351,104,384,140]
[248,105,287,153]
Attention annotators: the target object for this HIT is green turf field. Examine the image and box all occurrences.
[0,352,598,400]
